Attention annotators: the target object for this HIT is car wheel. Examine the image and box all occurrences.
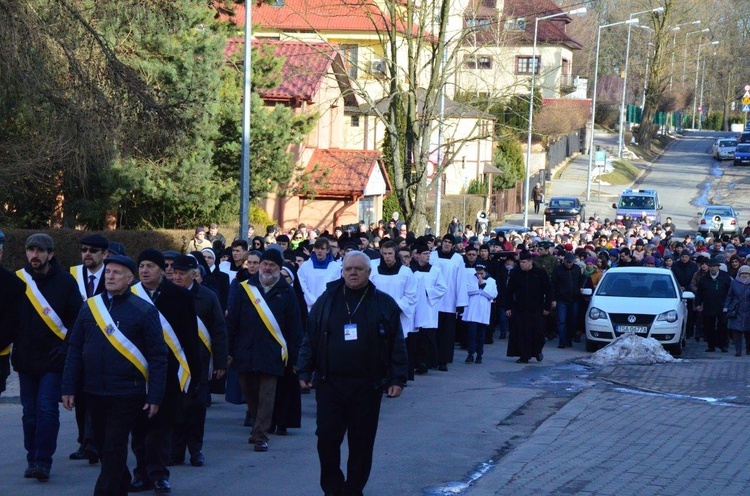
[666,340,683,357]
[585,339,600,353]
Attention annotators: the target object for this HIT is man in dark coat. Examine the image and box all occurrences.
[169,255,228,467]
[672,251,699,338]
[226,249,303,453]
[694,257,733,352]
[505,251,554,363]
[62,255,168,496]
[0,230,26,396]
[128,249,203,494]
[12,233,82,481]
[551,253,586,348]
[297,251,408,496]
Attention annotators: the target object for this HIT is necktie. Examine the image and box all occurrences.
[87,275,96,298]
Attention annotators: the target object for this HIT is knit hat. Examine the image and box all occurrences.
[260,248,284,267]
[137,248,166,270]
[738,265,750,275]
[442,233,455,243]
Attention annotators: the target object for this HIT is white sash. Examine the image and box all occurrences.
[88,295,148,381]
[242,283,288,365]
[196,316,213,378]
[131,282,191,392]
[16,270,68,340]
[70,265,87,300]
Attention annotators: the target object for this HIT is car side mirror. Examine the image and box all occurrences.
[580,288,593,296]
[682,291,695,299]
[658,205,664,210]
[581,203,587,207]
[612,203,617,209]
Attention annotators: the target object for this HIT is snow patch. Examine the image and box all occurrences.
[584,335,676,366]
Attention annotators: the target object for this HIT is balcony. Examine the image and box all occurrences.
[560,74,578,94]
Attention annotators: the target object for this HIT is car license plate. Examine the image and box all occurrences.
[617,325,647,333]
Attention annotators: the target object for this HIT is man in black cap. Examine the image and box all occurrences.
[12,233,82,481]
[357,233,380,260]
[68,233,109,463]
[694,257,733,352]
[226,248,303,452]
[169,255,227,467]
[62,255,168,495]
[0,229,25,397]
[505,251,553,363]
[128,249,202,494]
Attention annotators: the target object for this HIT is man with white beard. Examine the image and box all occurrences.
[429,234,468,371]
[369,241,417,379]
[411,242,447,374]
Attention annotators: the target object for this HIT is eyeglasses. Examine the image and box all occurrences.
[80,247,102,254]
[164,261,174,267]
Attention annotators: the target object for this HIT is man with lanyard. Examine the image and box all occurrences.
[0,229,25,397]
[62,255,168,495]
[429,234,469,371]
[226,249,303,452]
[128,249,202,494]
[68,233,109,464]
[168,255,228,467]
[411,242,447,374]
[12,233,82,481]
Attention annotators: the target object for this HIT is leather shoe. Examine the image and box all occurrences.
[69,446,86,460]
[23,465,35,478]
[721,347,729,353]
[84,446,99,465]
[128,477,152,492]
[254,441,269,452]
[165,458,183,467]
[275,427,287,436]
[516,358,529,363]
[536,353,544,362]
[438,364,448,371]
[557,344,566,349]
[190,451,205,467]
[153,479,171,494]
[32,465,50,481]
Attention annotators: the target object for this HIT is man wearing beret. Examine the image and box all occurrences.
[128,249,202,494]
[62,255,167,495]
[12,233,82,481]
[68,233,110,464]
[226,248,303,452]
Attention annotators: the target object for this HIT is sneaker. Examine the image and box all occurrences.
[32,464,50,482]
[254,441,269,452]
[465,355,474,363]
[475,356,483,364]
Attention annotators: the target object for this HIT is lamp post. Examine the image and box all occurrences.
[698,52,716,131]
[239,2,252,241]
[669,21,700,89]
[682,28,710,84]
[618,7,663,159]
[641,41,655,110]
[522,6,587,228]
[692,41,719,130]
[587,17,640,202]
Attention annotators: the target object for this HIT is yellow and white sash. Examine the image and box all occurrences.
[87,295,148,381]
[70,265,87,300]
[197,315,213,378]
[16,269,68,340]
[0,345,10,356]
[241,282,288,365]
[131,282,191,392]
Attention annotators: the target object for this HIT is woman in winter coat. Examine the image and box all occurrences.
[724,265,750,356]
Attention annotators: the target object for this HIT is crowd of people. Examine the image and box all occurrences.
[3,209,750,495]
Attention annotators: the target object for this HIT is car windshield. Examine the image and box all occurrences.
[618,196,655,209]
[736,144,750,153]
[719,140,737,147]
[550,199,577,208]
[704,207,733,217]
[596,273,677,299]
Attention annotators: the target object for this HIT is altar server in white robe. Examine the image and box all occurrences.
[411,242,447,374]
[462,263,497,364]
[298,237,342,312]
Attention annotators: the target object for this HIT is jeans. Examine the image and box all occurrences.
[466,322,486,357]
[497,306,508,338]
[556,301,579,346]
[19,372,63,469]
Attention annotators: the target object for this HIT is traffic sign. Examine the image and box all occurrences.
[743,96,750,105]
[745,84,750,91]
[743,104,750,113]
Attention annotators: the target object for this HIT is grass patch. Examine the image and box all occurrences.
[598,160,641,185]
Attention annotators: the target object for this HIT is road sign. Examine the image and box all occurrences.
[743,104,750,113]
[745,84,750,91]
[743,96,750,105]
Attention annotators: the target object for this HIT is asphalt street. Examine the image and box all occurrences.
[4,131,750,495]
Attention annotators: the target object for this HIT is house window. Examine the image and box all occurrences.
[351,115,360,127]
[341,44,359,79]
[516,56,539,75]
[465,17,492,30]
[464,55,492,69]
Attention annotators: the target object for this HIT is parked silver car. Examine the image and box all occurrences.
[712,138,738,160]
[698,205,739,236]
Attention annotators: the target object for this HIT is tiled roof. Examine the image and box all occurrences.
[369,88,495,120]
[225,39,352,104]
[302,148,388,197]
[502,0,583,50]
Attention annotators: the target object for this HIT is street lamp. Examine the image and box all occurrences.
[682,28,710,83]
[522,6,587,228]
[618,7,663,159]
[641,40,655,110]
[587,17,640,202]
[669,21,701,89]
[698,51,717,131]
[692,41,719,130]
[239,2,252,241]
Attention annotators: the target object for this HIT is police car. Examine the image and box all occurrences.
[612,189,662,223]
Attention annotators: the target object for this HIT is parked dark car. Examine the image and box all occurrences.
[544,197,585,224]
[734,144,750,166]
[738,132,750,144]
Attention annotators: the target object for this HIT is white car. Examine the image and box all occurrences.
[698,205,739,236]
[712,138,737,160]
[584,267,693,356]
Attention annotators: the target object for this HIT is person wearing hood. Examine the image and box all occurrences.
[13,233,83,481]
[725,265,750,356]
[298,237,342,312]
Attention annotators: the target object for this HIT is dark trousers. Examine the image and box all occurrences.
[703,313,728,350]
[238,372,277,443]
[171,384,209,460]
[533,200,541,214]
[556,301,579,346]
[416,327,438,369]
[18,371,62,469]
[88,393,144,496]
[466,322,486,357]
[315,379,382,496]
[131,392,177,482]
[731,330,750,355]
[405,333,418,381]
[437,311,457,365]
[74,386,95,450]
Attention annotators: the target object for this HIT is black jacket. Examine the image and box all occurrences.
[62,291,168,405]
[552,263,586,303]
[504,266,554,313]
[0,265,25,350]
[190,283,228,381]
[11,260,82,375]
[227,274,303,377]
[297,279,408,389]
[672,260,698,290]
[695,271,733,316]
